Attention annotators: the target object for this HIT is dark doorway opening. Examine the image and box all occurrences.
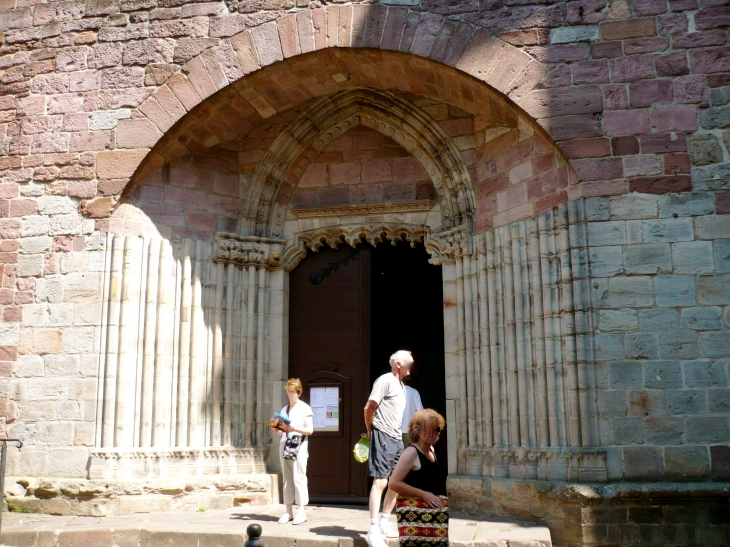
[370,242,447,469]
[288,242,446,503]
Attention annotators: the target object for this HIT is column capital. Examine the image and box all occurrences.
[214,233,305,271]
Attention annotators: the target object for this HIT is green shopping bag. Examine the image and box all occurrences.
[353,433,370,463]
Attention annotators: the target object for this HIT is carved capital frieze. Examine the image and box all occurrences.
[426,225,473,264]
[214,233,304,271]
[298,224,427,252]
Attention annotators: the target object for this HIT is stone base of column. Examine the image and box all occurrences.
[448,476,730,547]
[3,473,279,517]
[88,447,268,480]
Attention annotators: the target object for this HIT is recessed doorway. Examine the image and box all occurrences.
[288,241,446,503]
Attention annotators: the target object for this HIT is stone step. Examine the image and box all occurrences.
[0,505,552,547]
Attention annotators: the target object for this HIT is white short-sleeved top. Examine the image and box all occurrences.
[279,401,313,443]
[369,372,406,439]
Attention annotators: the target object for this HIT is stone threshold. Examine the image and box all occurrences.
[0,504,552,547]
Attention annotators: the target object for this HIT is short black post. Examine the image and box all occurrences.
[0,439,23,537]
[245,523,263,547]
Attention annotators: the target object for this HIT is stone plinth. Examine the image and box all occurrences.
[88,447,269,480]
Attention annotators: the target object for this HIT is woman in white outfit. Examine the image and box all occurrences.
[272,378,313,525]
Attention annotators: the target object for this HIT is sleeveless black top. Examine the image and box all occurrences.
[404,445,447,496]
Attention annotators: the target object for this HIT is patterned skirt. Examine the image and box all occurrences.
[396,496,449,547]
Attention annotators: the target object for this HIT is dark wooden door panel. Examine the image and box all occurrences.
[288,246,370,499]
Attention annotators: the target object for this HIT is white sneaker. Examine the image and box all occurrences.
[380,520,398,538]
[293,510,307,525]
[366,529,388,547]
[278,512,292,524]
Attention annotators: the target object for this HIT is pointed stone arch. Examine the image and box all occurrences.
[241,88,476,238]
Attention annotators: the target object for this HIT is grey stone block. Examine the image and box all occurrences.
[609,194,657,220]
[587,221,627,246]
[598,309,638,331]
[605,446,623,480]
[665,446,710,480]
[584,197,610,221]
[708,388,730,412]
[710,85,730,106]
[644,360,683,388]
[700,331,730,358]
[550,25,600,43]
[624,243,672,274]
[698,275,730,305]
[692,163,730,191]
[683,359,728,387]
[645,417,685,445]
[628,389,666,417]
[672,241,715,273]
[595,333,625,361]
[609,276,654,308]
[656,276,696,307]
[696,215,730,240]
[688,133,723,166]
[623,446,664,480]
[686,416,730,442]
[639,308,678,330]
[724,306,730,328]
[715,239,730,273]
[612,417,645,444]
[626,219,642,244]
[610,361,643,388]
[597,390,628,417]
[667,389,708,415]
[642,218,694,243]
[625,332,659,359]
[699,104,730,129]
[658,192,715,218]
[589,246,624,277]
[591,277,610,308]
[658,330,700,360]
[681,307,723,330]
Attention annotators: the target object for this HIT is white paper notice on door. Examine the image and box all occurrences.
[311,386,340,432]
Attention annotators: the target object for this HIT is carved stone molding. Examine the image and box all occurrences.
[290,200,436,219]
[298,224,428,252]
[425,225,472,264]
[214,233,304,270]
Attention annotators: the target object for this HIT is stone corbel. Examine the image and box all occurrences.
[214,233,305,271]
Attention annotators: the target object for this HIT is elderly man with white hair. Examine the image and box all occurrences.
[363,349,414,547]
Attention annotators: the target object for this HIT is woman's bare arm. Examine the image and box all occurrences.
[389,446,444,508]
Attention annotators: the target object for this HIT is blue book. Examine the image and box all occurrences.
[275,412,291,424]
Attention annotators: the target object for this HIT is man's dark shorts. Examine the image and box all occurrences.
[368,427,404,479]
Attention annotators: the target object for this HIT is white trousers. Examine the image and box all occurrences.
[279,440,309,507]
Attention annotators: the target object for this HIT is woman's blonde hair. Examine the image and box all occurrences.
[285,378,303,394]
[408,409,446,443]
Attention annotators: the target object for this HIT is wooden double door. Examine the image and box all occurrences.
[288,243,446,502]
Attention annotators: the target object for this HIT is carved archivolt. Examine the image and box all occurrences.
[299,224,428,252]
[241,88,476,239]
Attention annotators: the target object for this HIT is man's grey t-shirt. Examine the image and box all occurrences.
[369,372,406,439]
